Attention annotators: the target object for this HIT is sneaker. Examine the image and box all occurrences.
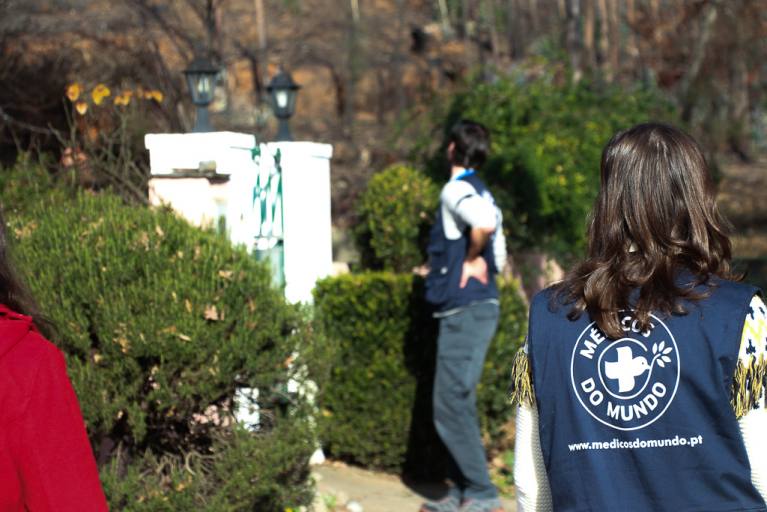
[458,497,504,512]
[419,495,461,512]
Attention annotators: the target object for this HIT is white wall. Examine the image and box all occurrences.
[145,132,333,304]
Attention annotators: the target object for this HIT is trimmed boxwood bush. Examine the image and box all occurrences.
[2,166,316,511]
[355,164,439,272]
[313,272,527,474]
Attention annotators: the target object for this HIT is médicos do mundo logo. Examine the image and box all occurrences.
[570,313,680,431]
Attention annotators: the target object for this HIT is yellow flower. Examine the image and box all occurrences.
[146,89,164,103]
[91,84,111,105]
[66,83,82,102]
[113,91,132,107]
[75,101,88,115]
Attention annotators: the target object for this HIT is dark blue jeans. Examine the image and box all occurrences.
[433,301,500,501]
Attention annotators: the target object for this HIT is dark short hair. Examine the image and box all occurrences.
[556,122,737,339]
[448,119,490,169]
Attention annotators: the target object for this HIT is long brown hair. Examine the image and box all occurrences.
[556,123,737,339]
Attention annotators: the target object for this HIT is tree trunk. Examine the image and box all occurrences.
[650,0,661,44]
[679,1,719,122]
[253,0,267,101]
[583,0,595,72]
[607,0,619,81]
[437,0,453,37]
[596,0,608,76]
[506,0,520,59]
[345,0,361,137]
[527,0,539,36]
[394,0,407,115]
[514,0,527,57]
[728,4,751,160]
[459,0,471,39]
[484,0,501,60]
[566,0,582,81]
[625,0,638,59]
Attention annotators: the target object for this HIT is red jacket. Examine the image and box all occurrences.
[0,305,108,510]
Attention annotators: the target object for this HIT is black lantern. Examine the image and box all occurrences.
[266,69,300,141]
[183,55,220,132]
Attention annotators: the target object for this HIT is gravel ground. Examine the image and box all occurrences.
[312,462,517,512]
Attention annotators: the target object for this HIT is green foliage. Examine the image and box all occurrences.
[418,71,676,259]
[0,153,68,215]
[355,164,438,272]
[3,167,314,510]
[100,423,314,512]
[313,272,527,474]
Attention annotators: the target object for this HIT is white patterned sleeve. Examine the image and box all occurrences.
[736,294,767,502]
[512,342,553,512]
[515,403,553,511]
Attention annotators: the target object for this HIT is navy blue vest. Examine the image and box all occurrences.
[425,172,498,312]
[528,278,766,511]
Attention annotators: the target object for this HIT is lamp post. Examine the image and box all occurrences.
[266,69,300,141]
[183,55,220,133]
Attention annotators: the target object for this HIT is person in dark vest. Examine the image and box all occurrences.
[510,123,767,511]
[421,120,507,512]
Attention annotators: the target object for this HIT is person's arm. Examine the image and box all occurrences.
[733,295,767,502]
[441,181,498,287]
[515,403,553,512]
[492,208,508,274]
[510,346,553,511]
[8,335,108,511]
[460,227,494,288]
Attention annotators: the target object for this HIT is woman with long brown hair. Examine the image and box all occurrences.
[0,209,108,510]
[511,123,766,511]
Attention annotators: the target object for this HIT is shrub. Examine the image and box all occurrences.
[355,164,439,272]
[416,71,676,260]
[313,272,527,474]
[4,176,315,510]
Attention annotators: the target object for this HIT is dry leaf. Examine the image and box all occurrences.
[218,270,233,279]
[114,336,130,353]
[137,232,150,249]
[155,225,165,237]
[185,299,193,313]
[14,221,38,239]
[177,333,191,342]
[204,305,219,321]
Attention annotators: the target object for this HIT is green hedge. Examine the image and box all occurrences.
[355,164,438,272]
[2,165,315,511]
[313,272,527,475]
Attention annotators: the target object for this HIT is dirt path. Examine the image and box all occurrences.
[312,463,517,512]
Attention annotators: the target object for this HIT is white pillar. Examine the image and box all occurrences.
[267,141,334,305]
